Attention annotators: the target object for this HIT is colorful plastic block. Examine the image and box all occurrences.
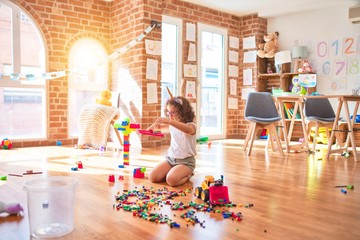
[133,168,145,178]
[108,174,115,182]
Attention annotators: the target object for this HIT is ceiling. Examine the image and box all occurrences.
[182,0,360,18]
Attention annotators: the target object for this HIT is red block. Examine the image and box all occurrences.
[129,123,140,129]
[133,168,144,178]
[108,174,115,182]
[77,161,83,169]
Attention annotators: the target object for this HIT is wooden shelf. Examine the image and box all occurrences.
[258,73,281,79]
[256,57,316,94]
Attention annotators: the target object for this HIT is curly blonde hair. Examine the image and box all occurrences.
[164,96,195,123]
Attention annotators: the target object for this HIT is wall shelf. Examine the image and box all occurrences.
[256,57,316,94]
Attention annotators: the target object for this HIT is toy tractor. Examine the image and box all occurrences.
[194,175,230,205]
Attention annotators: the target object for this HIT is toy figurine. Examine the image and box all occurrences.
[0,201,24,216]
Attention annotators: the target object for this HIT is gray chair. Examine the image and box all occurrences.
[304,97,336,151]
[244,92,284,156]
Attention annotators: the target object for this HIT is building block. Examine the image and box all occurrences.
[117,118,140,166]
[108,174,115,182]
[77,161,83,169]
[137,129,165,137]
[133,167,146,178]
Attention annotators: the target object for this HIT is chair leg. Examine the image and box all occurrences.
[244,122,254,151]
[306,122,314,148]
[312,123,319,151]
[266,128,275,151]
[269,123,284,155]
[247,123,258,156]
[111,121,123,146]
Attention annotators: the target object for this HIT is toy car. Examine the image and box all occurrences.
[194,175,230,205]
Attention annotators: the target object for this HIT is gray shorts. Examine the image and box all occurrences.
[166,156,196,172]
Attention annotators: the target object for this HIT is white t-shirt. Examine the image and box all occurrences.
[167,122,197,159]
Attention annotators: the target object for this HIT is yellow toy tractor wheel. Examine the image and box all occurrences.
[195,187,202,198]
[201,189,209,202]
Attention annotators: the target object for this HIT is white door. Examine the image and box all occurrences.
[197,23,227,139]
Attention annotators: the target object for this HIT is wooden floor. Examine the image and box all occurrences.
[1,139,360,240]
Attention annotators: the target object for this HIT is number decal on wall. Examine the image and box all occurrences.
[348,59,360,75]
[331,39,339,56]
[333,59,346,78]
[322,61,331,75]
[343,37,356,55]
[317,41,328,57]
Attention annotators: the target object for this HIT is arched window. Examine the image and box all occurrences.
[68,38,108,137]
[0,0,46,140]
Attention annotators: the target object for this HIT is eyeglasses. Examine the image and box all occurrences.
[166,111,177,116]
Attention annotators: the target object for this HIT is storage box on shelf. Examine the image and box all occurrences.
[336,122,360,147]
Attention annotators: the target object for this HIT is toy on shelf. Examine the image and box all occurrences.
[194,175,230,205]
[0,201,24,216]
[1,138,12,149]
[298,60,312,73]
[137,129,165,137]
[266,62,273,73]
[257,32,279,58]
[133,167,146,178]
[117,118,140,165]
[291,75,307,95]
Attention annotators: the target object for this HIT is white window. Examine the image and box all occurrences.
[161,16,182,115]
[68,38,108,137]
[0,0,46,140]
[197,23,227,139]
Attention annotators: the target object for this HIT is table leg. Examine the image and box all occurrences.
[343,100,358,161]
[287,101,298,143]
[278,100,290,152]
[298,100,309,150]
[326,98,343,160]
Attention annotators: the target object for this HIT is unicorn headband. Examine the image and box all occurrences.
[166,86,183,105]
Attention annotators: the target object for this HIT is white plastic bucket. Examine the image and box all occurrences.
[23,176,78,238]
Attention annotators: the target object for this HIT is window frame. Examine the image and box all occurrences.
[0,0,47,140]
[67,38,109,137]
[161,15,183,116]
[197,23,228,140]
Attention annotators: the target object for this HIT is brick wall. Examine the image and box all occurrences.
[10,0,266,148]
[13,0,111,147]
[238,15,267,138]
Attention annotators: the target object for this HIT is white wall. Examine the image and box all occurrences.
[267,3,360,116]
